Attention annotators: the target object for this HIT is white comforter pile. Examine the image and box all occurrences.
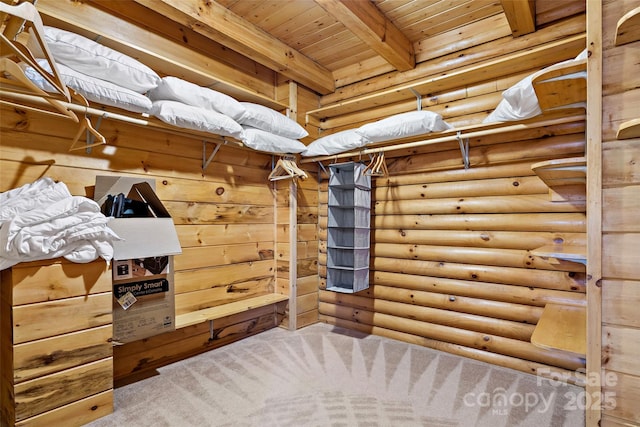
[0,178,121,270]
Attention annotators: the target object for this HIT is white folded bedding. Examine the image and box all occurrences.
[0,178,121,270]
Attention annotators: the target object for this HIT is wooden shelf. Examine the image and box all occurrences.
[306,35,586,129]
[175,293,289,329]
[37,2,287,111]
[531,157,586,188]
[617,118,640,140]
[532,58,586,111]
[302,112,586,164]
[531,303,586,357]
[615,7,640,46]
[531,244,587,265]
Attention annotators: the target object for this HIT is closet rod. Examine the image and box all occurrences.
[300,113,586,164]
[0,90,244,147]
[1,91,148,124]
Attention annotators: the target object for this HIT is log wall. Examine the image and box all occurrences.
[599,0,640,425]
[312,4,589,383]
[318,118,587,380]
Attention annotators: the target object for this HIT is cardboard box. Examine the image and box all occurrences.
[95,177,182,344]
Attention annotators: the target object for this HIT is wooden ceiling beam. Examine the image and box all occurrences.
[132,0,335,95]
[501,0,536,37]
[315,0,415,72]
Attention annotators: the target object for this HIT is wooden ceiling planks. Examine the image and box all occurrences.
[275,12,344,49]
[57,0,586,98]
[315,0,415,71]
[130,0,336,94]
[400,1,504,41]
[374,0,444,22]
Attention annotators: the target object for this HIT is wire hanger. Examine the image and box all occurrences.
[0,0,70,100]
[268,156,308,181]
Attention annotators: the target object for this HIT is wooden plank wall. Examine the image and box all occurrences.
[1,259,113,426]
[600,0,640,425]
[0,102,283,383]
[315,6,589,382]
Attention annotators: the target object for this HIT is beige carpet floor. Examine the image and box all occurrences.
[87,322,584,427]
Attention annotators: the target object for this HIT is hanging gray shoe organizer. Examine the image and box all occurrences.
[326,162,371,293]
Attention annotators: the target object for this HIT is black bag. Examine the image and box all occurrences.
[102,193,149,218]
[143,256,169,275]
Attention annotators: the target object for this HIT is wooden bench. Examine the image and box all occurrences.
[531,156,587,202]
[531,157,586,188]
[175,294,290,338]
[531,303,586,357]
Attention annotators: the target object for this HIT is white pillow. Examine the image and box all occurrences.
[147,77,247,121]
[150,101,243,138]
[356,110,451,142]
[24,60,152,113]
[301,129,370,157]
[238,102,308,139]
[240,126,307,154]
[43,26,160,93]
[482,98,527,123]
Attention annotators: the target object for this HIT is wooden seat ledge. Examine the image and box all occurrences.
[531,303,586,357]
[175,293,289,329]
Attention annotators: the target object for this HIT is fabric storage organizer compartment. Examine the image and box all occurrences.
[326,162,371,293]
[327,227,370,248]
[326,268,369,293]
[327,247,369,269]
[327,206,370,228]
